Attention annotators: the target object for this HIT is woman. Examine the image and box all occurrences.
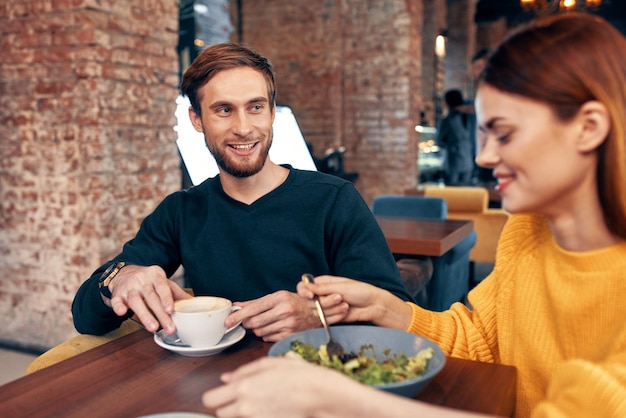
[202,13,626,417]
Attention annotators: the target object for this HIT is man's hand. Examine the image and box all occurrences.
[224,290,322,342]
[105,265,192,334]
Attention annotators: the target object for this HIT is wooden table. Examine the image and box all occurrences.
[376,216,474,256]
[0,330,516,418]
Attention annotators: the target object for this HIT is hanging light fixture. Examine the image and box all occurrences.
[433,32,447,126]
[520,0,602,12]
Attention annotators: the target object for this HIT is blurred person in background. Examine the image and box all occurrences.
[438,89,475,185]
[468,48,493,183]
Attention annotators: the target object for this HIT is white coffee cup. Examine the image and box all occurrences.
[172,296,241,347]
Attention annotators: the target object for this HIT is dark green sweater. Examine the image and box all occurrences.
[72,167,412,335]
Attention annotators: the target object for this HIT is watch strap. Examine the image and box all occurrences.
[98,261,126,299]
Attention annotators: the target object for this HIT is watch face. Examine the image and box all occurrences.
[99,262,125,286]
[100,263,117,282]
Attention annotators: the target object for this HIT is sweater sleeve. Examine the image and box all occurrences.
[533,352,626,417]
[403,215,528,363]
[404,297,498,362]
[408,213,626,417]
[71,263,131,335]
[326,182,414,303]
[71,193,183,335]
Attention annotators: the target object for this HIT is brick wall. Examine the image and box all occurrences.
[238,0,425,203]
[0,0,180,350]
[445,0,478,98]
[0,0,461,351]
[477,17,509,56]
[421,0,447,127]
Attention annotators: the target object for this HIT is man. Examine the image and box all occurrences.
[437,89,474,185]
[468,49,493,183]
[71,43,412,342]
[469,48,489,98]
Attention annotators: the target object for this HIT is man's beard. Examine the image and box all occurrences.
[206,134,273,178]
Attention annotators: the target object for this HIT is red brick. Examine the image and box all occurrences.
[0,0,179,349]
[242,0,424,203]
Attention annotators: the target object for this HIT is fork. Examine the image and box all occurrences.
[301,273,349,359]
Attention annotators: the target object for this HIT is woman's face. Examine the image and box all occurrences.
[475,84,596,217]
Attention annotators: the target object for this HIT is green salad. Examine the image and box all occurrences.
[284,340,434,386]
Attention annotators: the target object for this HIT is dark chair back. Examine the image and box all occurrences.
[372,195,447,220]
[372,194,476,311]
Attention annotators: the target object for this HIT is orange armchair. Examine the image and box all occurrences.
[422,186,509,264]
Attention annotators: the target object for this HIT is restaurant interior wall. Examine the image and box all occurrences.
[0,0,483,352]
[420,0,447,128]
[3,0,618,353]
[0,0,180,351]
[231,0,482,203]
[444,0,479,99]
[233,0,426,204]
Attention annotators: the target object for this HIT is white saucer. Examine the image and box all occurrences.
[154,325,246,357]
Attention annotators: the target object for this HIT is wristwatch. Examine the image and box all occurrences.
[98,261,126,299]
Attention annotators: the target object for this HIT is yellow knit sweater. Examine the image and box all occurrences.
[406,214,626,417]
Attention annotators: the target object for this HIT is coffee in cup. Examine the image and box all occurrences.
[172,296,241,347]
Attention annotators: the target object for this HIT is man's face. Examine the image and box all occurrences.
[189,67,275,178]
[471,57,487,80]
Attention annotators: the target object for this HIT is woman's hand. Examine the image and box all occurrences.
[202,357,350,417]
[297,275,413,330]
[202,357,467,418]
